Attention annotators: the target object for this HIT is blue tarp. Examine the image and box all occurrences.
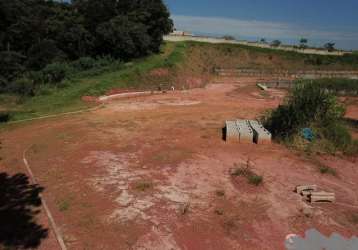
[302,128,315,141]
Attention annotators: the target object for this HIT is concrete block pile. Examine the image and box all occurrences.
[225,121,240,143]
[225,120,272,144]
[249,120,272,144]
[236,120,254,143]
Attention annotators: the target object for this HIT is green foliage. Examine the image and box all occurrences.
[344,140,358,156]
[7,78,36,96]
[26,40,64,70]
[319,165,337,176]
[70,57,98,71]
[2,42,183,121]
[264,82,345,137]
[264,82,357,154]
[0,51,26,82]
[298,79,358,96]
[322,122,352,150]
[248,175,263,186]
[41,62,71,84]
[95,15,151,59]
[231,164,263,186]
[0,111,11,123]
[0,0,173,94]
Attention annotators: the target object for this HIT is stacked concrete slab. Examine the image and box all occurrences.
[225,121,240,143]
[249,120,272,144]
[236,120,254,143]
[225,119,272,144]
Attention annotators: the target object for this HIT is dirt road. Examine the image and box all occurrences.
[1,78,357,249]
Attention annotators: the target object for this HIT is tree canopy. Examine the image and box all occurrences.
[0,0,173,93]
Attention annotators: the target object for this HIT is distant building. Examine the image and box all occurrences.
[170,30,193,36]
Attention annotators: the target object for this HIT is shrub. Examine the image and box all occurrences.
[7,78,36,96]
[71,57,97,71]
[0,111,11,123]
[264,82,345,138]
[26,40,64,70]
[321,123,352,150]
[41,63,70,84]
[264,81,357,155]
[0,51,25,82]
[231,163,263,186]
[319,165,337,176]
[344,140,358,156]
[311,78,358,96]
[248,175,263,186]
[95,56,116,67]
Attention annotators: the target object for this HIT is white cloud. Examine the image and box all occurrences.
[172,15,358,42]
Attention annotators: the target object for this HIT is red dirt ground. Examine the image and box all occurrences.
[1,77,357,250]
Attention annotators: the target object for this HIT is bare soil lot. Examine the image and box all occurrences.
[1,77,357,250]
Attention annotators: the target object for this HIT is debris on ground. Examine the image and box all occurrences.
[301,128,315,142]
[296,185,335,203]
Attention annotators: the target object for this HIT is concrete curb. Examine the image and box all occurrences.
[7,105,104,125]
[98,91,164,102]
[23,146,67,250]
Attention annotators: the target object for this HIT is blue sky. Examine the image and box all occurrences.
[165,0,358,50]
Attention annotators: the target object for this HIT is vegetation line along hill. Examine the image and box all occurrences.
[0,0,173,93]
[2,0,358,123]
[0,42,187,121]
[3,40,358,122]
[0,0,174,121]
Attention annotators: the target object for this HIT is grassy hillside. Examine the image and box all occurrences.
[184,42,358,71]
[1,41,358,122]
[0,42,187,121]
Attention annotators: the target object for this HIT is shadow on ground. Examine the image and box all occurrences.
[0,172,48,249]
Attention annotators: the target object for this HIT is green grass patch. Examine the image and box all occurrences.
[1,42,187,122]
[231,163,263,186]
[248,175,264,186]
[319,165,337,176]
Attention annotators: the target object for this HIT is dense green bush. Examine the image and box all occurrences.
[26,40,65,70]
[71,57,97,71]
[264,82,345,137]
[321,123,352,150]
[41,63,71,84]
[0,111,11,123]
[70,56,116,71]
[263,82,355,154]
[7,78,36,96]
[0,51,26,82]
